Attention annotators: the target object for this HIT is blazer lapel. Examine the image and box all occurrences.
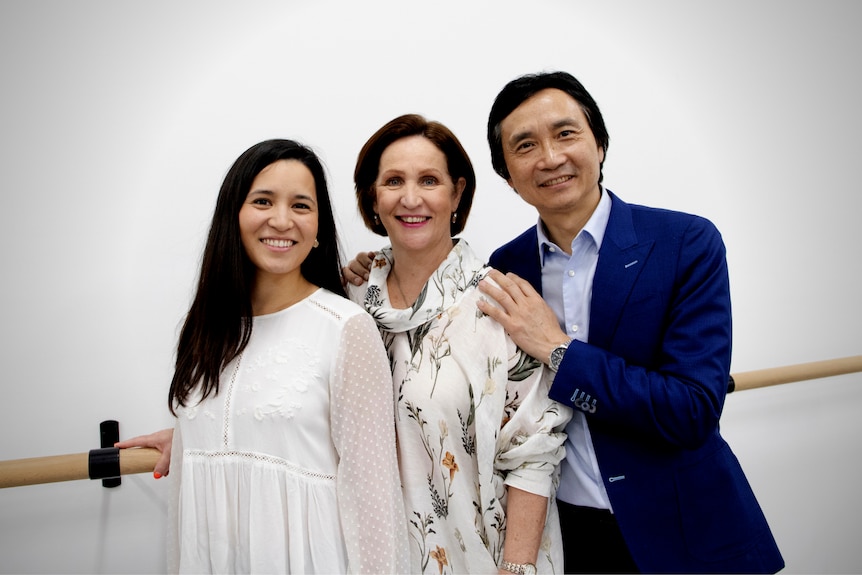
[504,228,544,295]
[589,194,653,348]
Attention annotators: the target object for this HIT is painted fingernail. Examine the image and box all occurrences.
[154,472,162,479]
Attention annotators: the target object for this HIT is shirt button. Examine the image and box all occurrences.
[572,325,579,333]
[567,270,575,277]
[549,246,556,253]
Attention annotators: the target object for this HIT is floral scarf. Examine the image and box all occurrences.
[362,239,488,334]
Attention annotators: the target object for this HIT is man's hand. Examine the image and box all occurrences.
[477,269,570,364]
[341,251,376,286]
[115,428,174,479]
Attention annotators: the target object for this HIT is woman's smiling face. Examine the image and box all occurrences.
[239,159,319,280]
[373,135,464,258]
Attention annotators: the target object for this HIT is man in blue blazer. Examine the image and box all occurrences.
[477,71,784,573]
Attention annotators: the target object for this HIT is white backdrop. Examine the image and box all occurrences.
[1,1,860,573]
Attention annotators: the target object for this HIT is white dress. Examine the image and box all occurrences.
[167,288,409,574]
[350,241,572,574]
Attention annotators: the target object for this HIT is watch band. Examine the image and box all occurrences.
[500,560,536,574]
[548,340,571,372]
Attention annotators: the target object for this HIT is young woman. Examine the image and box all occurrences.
[125,139,408,573]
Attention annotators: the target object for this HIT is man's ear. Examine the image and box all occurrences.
[506,178,519,195]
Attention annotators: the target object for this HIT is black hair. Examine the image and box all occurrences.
[487,71,610,182]
[168,139,344,414]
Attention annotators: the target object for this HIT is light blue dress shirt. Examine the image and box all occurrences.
[538,189,613,509]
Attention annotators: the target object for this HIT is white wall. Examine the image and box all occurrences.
[1,1,859,572]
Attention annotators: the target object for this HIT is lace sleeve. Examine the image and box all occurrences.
[330,312,409,574]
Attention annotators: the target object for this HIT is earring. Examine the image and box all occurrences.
[313,239,319,248]
[451,212,458,224]
[373,214,380,225]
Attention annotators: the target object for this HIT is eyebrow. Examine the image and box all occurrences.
[379,167,445,179]
[289,192,317,205]
[247,189,317,203]
[508,117,583,146]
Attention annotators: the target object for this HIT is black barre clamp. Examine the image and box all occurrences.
[89,447,121,484]
[94,420,121,488]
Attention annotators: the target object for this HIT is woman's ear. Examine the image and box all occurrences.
[453,177,466,207]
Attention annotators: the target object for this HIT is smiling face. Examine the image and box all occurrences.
[373,135,464,261]
[239,159,319,282]
[500,88,605,221]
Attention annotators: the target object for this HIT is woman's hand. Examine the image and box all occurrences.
[115,428,174,479]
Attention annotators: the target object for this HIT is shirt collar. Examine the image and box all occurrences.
[537,187,612,264]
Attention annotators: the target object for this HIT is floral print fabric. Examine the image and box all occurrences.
[354,240,571,574]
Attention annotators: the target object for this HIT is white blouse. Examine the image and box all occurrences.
[167,288,409,574]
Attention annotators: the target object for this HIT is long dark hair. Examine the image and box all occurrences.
[169,139,344,414]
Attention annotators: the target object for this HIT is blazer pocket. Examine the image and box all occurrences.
[623,289,663,311]
[619,289,667,330]
[674,444,768,562]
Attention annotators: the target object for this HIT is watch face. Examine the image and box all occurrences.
[550,346,566,371]
[524,565,537,575]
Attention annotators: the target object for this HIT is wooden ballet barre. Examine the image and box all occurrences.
[2,356,861,489]
[728,355,862,392]
[0,447,160,489]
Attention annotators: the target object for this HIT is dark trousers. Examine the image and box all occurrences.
[557,499,640,574]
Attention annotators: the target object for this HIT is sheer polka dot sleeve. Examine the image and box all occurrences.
[330,312,409,574]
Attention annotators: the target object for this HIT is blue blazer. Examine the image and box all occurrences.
[489,191,783,573]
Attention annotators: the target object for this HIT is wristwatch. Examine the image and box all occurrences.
[548,340,571,372]
[500,560,537,575]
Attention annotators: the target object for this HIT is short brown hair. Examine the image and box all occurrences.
[354,113,476,237]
